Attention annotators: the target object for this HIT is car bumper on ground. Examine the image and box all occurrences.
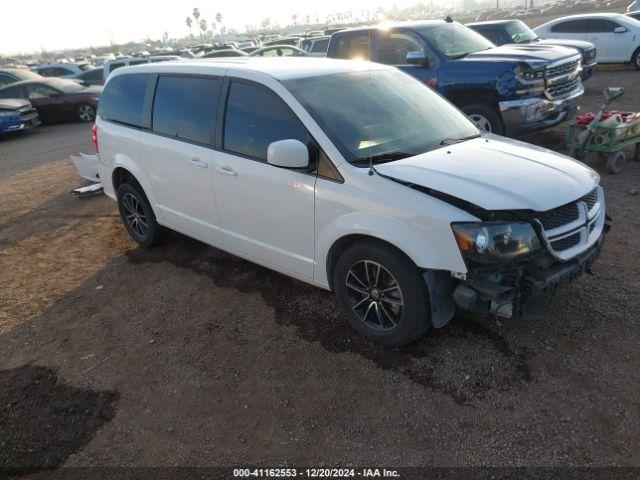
[499,83,584,135]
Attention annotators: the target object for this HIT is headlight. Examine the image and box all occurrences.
[451,222,541,264]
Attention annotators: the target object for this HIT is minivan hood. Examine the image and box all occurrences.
[462,44,579,65]
[0,98,30,110]
[375,136,599,212]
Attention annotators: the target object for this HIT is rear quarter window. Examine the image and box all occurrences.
[332,33,371,60]
[98,73,152,128]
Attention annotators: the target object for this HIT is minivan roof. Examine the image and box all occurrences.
[108,57,392,81]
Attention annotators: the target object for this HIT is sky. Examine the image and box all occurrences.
[0,0,412,56]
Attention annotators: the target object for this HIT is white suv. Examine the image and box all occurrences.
[95,58,607,346]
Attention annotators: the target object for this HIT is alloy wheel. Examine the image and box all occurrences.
[122,193,148,238]
[468,113,492,134]
[78,104,95,122]
[345,260,404,332]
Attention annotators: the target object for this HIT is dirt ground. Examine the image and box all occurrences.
[0,69,639,476]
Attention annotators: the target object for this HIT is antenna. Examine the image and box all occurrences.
[367,28,374,176]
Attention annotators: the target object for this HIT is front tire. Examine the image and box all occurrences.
[333,240,431,347]
[462,103,505,135]
[76,103,95,122]
[632,47,640,71]
[116,183,164,248]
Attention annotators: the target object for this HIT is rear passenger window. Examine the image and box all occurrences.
[311,39,329,53]
[98,73,151,128]
[551,20,590,33]
[223,81,306,161]
[152,75,220,144]
[333,33,371,60]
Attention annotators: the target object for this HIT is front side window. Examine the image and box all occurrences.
[223,81,306,161]
[109,61,125,73]
[378,32,424,64]
[416,23,495,58]
[311,38,329,53]
[98,73,151,128]
[152,75,220,144]
[587,19,621,32]
[284,68,479,164]
[333,33,371,60]
[0,74,16,89]
[504,21,538,43]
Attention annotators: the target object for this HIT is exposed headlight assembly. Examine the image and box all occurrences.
[451,222,541,264]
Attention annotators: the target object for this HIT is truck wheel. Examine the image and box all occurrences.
[117,183,165,248]
[463,103,504,135]
[333,240,431,347]
[607,151,625,174]
[632,47,640,71]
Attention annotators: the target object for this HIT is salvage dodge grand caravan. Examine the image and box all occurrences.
[95,58,607,347]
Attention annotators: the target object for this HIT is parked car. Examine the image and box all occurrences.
[263,37,301,47]
[300,36,331,56]
[0,99,40,135]
[0,78,101,123]
[327,20,584,135]
[102,56,181,82]
[33,62,92,78]
[202,49,248,58]
[91,58,606,347]
[73,67,104,86]
[534,13,640,68]
[627,11,640,20]
[467,20,598,79]
[0,68,43,88]
[628,0,640,10]
[249,46,309,57]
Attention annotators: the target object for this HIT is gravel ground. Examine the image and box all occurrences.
[0,69,639,475]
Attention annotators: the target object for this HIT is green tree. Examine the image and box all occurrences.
[186,16,193,36]
[199,19,208,39]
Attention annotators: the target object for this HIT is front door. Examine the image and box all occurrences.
[212,79,316,278]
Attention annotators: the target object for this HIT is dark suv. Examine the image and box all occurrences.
[327,20,584,135]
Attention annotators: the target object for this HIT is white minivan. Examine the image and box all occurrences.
[95,58,607,347]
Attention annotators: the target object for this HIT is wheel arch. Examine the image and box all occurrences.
[110,162,161,219]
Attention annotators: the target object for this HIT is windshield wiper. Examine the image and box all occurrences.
[352,152,413,165]
[440,133,481,146]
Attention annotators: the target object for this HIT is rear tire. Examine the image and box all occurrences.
[462,103,505,135]
[116,183,165,248]
[607,151,625,174]
[76,103,96,122]
[333,240,431,347]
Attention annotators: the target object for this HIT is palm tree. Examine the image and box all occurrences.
[186,16,193,37]
[193,8,201,24]
[216,12,222,24]
[199,19,207,40]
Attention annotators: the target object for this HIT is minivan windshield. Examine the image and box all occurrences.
[505,21,539,43]
[283,69,480,164]
[415,23,495,58]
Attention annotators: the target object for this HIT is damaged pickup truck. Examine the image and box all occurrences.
[91,59,607,347]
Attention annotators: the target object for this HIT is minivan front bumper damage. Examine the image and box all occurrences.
[425,229,607,328]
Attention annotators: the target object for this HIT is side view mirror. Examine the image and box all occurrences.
[613,26,627,33]
[267,139,309,169]
[406,50,429,67]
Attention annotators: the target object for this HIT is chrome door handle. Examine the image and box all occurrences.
[189,157,208,168]
[215,165,237,176]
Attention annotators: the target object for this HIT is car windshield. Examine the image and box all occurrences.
[283,68,479,164]
[505,21,539,43]
[415,22,495,58]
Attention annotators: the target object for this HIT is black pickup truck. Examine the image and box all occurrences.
[467,19,597,80]
[327,19,585,136]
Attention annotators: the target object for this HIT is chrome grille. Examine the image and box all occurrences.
[582,48,596,65]
[534,187,604,260]
[537,203,579,231]
[546,59,580,79]
[548,79,580,98]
